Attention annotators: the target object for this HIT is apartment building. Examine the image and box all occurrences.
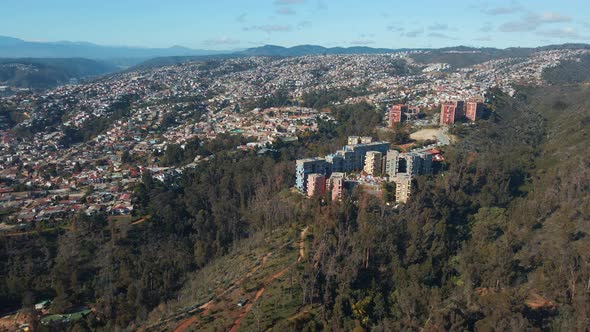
[385,150,433,178]
[327,172,345,201]
[307,173,326,197]
[389,104,408,127]
[364,151,382,175]
[393,174,413,203]
[295,158,328,191]
[465,101,485,122]
[440,100,465,125]
[295,137,389,193]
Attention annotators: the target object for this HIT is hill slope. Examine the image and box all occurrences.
[542,54,590,84]
[140,85,590,331]
[238,44,400,57]
[284,85,590,330]
[136,44,590,69]
[0,58,116,90]
[150,84,590,331]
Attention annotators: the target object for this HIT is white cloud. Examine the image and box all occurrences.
[316,0,327,10]
[243,25,292,33]
[536,27,588,40]
[403,27,424,38]
[203,37,241,46]
[276,7,296,15]
[350,40,375,45]
[274,0,305,4]
[428,32,456,40]
[474,36,493,42]
[499,12,571,32]
[387,25,404,32]
[428,23,449,31]
[482,5,523,16]
[297,21,312,29]
[480,22,493,32]
[236,13,247,23]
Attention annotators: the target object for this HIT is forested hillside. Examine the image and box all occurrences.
[0,101,383,329]
[542,54,590,84]
[291,85,590,330]
[0,84,589,330]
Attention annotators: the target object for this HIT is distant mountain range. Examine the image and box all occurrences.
[0,36,412,61]
[133,45,414,69]
[238,43,590,58]
[136,43,590,70]
[2,35,589,63]
[237,44,405,57]
[0,36,231,62]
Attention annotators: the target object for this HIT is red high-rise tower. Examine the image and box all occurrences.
[440,101,464,125]
[389,104,408,127]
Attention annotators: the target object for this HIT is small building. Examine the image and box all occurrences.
[347,136,361,145]
[360,136,373,144]
[35,300,52,311]
[348,136,373,145]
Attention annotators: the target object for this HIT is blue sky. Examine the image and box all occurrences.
[1,0,589,49]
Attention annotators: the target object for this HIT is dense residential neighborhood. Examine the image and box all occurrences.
[1,48,588,229]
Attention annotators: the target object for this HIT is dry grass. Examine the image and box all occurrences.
[410,128,441,141]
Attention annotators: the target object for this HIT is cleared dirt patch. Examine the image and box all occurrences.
[410,128,441,141]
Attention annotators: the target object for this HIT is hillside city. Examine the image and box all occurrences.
[6,0,590,328]
[0,47,588,231]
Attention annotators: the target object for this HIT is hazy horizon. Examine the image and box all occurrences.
[1,0,589,51]
[2,34,588,53]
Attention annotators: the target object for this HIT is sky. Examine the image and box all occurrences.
[1,0,589,50]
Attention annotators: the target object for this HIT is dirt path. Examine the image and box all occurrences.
[2,226,71,237]
[286,307,311,322]
[131,217,148,225]
[3,229,54,236]
[228,264,292,332]
[172,316,198,332]
[171,227,308,332]
[298,226,309,262]
[228,226,309,332]
[171,239,297,331]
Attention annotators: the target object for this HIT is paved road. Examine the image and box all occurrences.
[437,126,451,145]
